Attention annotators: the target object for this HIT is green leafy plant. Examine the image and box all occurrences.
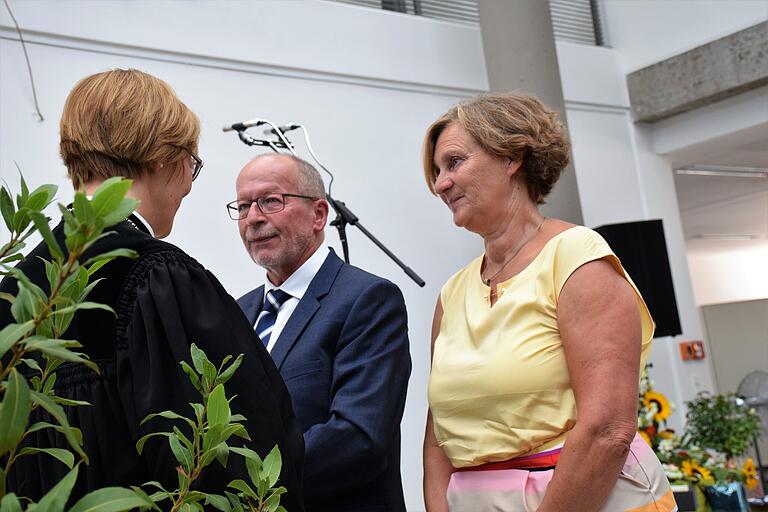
[0,175,156,510]
[137,344,287,512]
[1,175,288,511]
[685,392,761,460]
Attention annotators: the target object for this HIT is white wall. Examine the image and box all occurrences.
[688,240,768,306]
[600,0,768,72]
[0,2,488,510]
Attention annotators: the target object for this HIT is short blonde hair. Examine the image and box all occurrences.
[60,69,200,186]
[422,93,570,204]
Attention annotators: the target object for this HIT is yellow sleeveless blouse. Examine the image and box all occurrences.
[428,226,654,468]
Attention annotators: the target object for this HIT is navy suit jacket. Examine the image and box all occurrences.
[238,250,411,512]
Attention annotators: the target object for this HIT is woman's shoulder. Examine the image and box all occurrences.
[440,254,484,300]
[540,221,612,259]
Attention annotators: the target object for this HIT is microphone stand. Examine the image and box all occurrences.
[294,125,425,287]
[226,121,425,287]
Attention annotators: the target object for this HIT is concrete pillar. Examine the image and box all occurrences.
[477,0,583,224]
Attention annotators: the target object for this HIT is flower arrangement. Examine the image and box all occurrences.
[637,366,760,491]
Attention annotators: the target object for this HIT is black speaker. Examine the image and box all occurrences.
[594,219,682,338]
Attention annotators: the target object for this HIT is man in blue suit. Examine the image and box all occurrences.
[231,154,411,512]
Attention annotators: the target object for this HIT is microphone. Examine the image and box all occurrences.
[222,118,265,132]
[263,123,301,136]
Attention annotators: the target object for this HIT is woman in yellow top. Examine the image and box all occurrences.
[422,93,675,512]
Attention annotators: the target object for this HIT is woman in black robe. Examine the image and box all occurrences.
[0,69,304,510]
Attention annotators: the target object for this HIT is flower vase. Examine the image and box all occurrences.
[703,482,749,512]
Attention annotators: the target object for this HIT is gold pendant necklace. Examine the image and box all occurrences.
[482,217,546,286]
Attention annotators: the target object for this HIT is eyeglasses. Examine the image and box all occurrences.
[172,146,204,181]
[226,193,320,220]
[188,151,204,181]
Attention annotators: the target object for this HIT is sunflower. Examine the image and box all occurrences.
[682,459,714,484]
[743,458,759,489]
[643,390,672,423]
[639,430,652,446]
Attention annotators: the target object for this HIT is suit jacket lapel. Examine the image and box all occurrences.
[270,250,344,369]
[243,286,265,326]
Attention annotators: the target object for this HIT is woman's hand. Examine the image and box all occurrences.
[537,258,642,511]
[423,297,453,512]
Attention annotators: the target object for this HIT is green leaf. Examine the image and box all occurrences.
[140,410,196,430]
[81,248,137,268]
[207,384,230,427]
[204,494,232,512]
[230,446,263,485]
[190,343,206,374]
[262,445,282,488]
[129,486,162,511]
[264,492,282,512]
[189,402,205,424]
[11,282,38,323]
[18,172,30,205]
[26,421,84,444]
[180,361,202,394]
[23,337,99,373]
[17,447,75,468]
[0,369,31,456]
[72,192,95,226]
[20,357,43,373]
[33,464,80,512]
[50,301,115,317]
[24,184,57,212]
[0,186,15,232]
[215,354,243,387]
[135,432,171,455]
[203,423,224,453]
[42,259,61,294]
[12,209,29,234]
[225,492,244,512]
[229,446,262,463]
[28,211,63,261]
[0,320,34,360]
[0,253,24,265]
[101,197,139,227]
[202,359,217,389]
[214,442,229,468]
[173,426,193,452]
[0,493,22,512]
[42,371,58,394]
[69,486,155,512]
[168,434,193,472]
[91,178,131,218]
[85,258,112,277]
[30,390,88,463]
[226,480,256,499]
[141,481,168,493]
[52,397,91,411]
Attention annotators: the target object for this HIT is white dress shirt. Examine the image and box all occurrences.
[131,210,155,238]
[261,246,330,353]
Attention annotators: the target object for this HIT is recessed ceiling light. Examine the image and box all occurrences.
[687,234,757,240]
[675,165,768,178]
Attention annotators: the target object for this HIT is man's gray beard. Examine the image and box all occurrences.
[249,232,314,274]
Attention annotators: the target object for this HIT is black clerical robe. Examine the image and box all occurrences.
[0,215,304,511]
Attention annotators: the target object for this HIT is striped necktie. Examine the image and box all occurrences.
[254,289,292,348]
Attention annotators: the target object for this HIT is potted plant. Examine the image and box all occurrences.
[684,392,761,512]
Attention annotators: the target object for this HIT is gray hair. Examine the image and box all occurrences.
[291,155,326,198]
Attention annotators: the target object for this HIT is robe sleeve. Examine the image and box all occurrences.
[114,249,304,511]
